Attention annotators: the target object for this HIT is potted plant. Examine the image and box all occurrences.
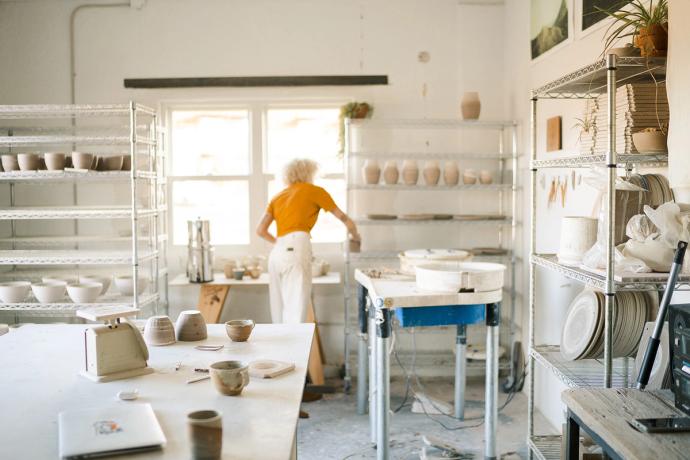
[599,0,668,57]
[338,102,373,155]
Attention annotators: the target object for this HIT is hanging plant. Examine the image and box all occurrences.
[338,102,373,156]
[598,0,668,57]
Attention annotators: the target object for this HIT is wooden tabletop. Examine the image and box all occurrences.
[562,388,690,460]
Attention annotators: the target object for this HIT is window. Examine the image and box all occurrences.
[168,103,345,248]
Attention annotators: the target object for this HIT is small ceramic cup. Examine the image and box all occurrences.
[144,315,176,346]
[17,153,39,171]
[187,410,222,460]
[232,268,245,281]
[246,266,262,279]
[225,319,255,342]
[479,170,493,185]
[175,310,208,342]
[463,169,478,185]
[209,361,250,396]
[1,155,19,172]
[71,152,93,170]
[43,153,66,171]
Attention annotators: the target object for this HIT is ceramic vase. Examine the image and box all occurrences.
[402,160,419,185]
[362,159,381,185]
[461,92,481,120]
[444,161,459,185]
[383,161,399,185]
[423,160,440,186]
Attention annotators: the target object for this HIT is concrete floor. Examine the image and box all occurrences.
[297,378,547,460]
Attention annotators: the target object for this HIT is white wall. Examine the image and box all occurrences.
[0,0,509,374]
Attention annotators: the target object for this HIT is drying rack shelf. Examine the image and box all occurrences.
[0,206,162,220]
[533,56,666,99]
[0,249,157,265]
[0,170,159,182]
[0,292,159,316]
[531,345,635,389]
[531,153,668,169]
[0,103,157,118]
[0,135,155,146]
[355,218,511,226]
[349,151,518,160]
[349,118,517,129]
[0,234,167,247]
[528,435,562,460]
[531,254,690,291]
[0,266,168,281]
[348,250,515,262]
[348,184,512,191]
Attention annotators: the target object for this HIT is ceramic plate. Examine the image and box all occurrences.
[561,289,600,361]
[366,214,397,220]
[399,214,434,220]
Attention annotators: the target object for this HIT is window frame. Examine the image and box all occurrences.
[162,98,348,255]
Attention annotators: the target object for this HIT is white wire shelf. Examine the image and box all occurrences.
[0,170,160,182]
[528,435,562,460]
[0,206,162,220]
[349,151,518,160]
[533,56,666,99]
[0,234,167,247]
[531,345,635,389]
[348,184,512,191]
[347,250,514,260]
[356,217,511,226]
[0,292,159,316]
[531,153,668,169]
[0,266,168,281]
[0,135,155,146]
[0,249,157,265]
[531,254,690,291]
[348,118,517,129]
[0,103,156,118]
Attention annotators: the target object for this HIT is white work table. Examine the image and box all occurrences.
[0,323,314,460]
[169,272,341,286]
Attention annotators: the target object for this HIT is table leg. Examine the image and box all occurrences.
[485,302,500,460]
[455,324,467,420]
[369,306,377,443]
[197,284,230,323]
[375,306,391,460]
[357,284,369,416]
[565,410,580,460]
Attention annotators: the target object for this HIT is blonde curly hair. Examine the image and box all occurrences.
[282,158,319,185]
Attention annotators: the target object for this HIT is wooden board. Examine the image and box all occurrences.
[197,284,230,324]
[306,301,325,385]
[547,116,562,152]
[562,388,689,460]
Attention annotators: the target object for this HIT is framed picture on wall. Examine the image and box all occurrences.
[578,0,633,36]
[531,0,573,61]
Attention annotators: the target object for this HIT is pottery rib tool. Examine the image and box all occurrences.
[195,345,224,351]
[186,375,211,384]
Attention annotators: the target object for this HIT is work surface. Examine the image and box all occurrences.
[563,388,690,460]
[170,272,341,286]
[0,323,314,460]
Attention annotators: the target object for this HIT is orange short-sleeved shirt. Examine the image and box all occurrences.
[267,183,337,237]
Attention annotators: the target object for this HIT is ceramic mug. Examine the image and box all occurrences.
[209,361,250,396]
[187,410,222,460]
[225,319,255,342]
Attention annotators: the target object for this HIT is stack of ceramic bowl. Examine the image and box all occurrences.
[399,248,472,275]
[560,289,657,361]
[66,282,102,303]
[0,281,31,303]
[30,281,66,303]
[144,316,176,346]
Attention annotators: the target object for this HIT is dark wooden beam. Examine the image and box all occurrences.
[124,75,388,89]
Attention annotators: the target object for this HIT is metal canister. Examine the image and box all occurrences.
[187,219,214,283]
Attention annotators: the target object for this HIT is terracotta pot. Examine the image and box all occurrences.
[383,161,399,184]
[461,92,481,120]
[443,161,459,186]
[423,161,440,186]
[635,23,668,57]
[362,159,381,184]
[401,160,419,185]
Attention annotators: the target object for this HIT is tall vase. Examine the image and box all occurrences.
[402,160,419,185]
[423,160,440,186]
[461,92,481,120]
[382,160,399,185]
[362,159,381,184]
[443,161,459,186]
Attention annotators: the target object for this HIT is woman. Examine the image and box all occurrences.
[256,158,360,324]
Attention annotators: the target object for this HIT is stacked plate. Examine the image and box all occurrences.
[561,289,658,361]
[634,322,672,389]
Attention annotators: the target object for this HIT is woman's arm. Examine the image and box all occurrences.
[256,212,277,244]
[330,207,361,241]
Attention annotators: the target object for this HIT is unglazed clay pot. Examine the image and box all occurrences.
[1,155,19,172]
[461,92,481,120]
[362,159,381,184]
[479,170,493,184]
[444,161,459,185]
[17,153,39,171]
[44,153,66,171]
[71,152,93,170]
[209,360,250,396]
[383,161,399,185]
[463,168,478,185]
[402,160,419,185]
[225,319,255,342]
[423,160,440,186]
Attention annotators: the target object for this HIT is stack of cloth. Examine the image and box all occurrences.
[578,83,668,155]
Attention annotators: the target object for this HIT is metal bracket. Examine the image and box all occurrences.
[486,302,501,327]
[375,308,392,339]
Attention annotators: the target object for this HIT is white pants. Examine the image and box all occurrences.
[268,231,312,324]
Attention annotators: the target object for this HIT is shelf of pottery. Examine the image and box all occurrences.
[526,56,672,460]
[341,116,520,386]
[0,103,168,320]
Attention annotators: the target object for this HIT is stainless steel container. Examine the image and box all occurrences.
[187,219,214,283]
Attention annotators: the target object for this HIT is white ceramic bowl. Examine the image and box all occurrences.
[1,155,19,172]
[66,282,102,303]
[114,275,149,296]
[0,281,31,303]
[71,152,93,170]
[79,275,111,295]
[43,153,66,171]
[31,282,66,303]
